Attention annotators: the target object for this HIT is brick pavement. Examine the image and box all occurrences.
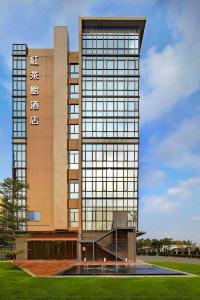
[16,259,145,276]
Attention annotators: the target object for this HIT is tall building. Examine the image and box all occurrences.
[12,17,146,261]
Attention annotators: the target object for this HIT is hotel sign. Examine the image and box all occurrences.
[30,56,40,125]
[30,55,39,65]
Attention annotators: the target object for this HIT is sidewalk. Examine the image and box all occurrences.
[138,255,200,265]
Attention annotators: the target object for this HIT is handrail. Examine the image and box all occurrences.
[97,240,126,261]
[80,221,113,241]
[80,211,137,242]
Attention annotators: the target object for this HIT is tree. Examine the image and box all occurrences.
[151,239,161,254]
[0,178,28,264]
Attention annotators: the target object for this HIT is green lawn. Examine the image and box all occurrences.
[151,261,200,276]
[0,262,200,300]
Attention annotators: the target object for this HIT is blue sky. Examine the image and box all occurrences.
[0,0,200,243]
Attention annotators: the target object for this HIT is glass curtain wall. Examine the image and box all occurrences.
[82,28,139,230]
[12,44,27,227]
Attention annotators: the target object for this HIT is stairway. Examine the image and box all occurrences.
[80,227,128,261]
[79,211,135,261]
[96,237,125,261]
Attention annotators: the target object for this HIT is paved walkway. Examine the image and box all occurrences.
[138,255,200,265]
[16,260,76,276]
[16,259,145,276]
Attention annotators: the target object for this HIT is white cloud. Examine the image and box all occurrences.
[167,177,200,199]
[0,0,94,98]
[152,115,200,169]
[141,169,166,187]
[143,195,179,212]
[141,0,200,123]
[192,216,200,221]
[143,176,200,212]
[0,0,94,66]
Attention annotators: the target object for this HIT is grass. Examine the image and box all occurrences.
[151,261,200,276]
[0,262,200,300]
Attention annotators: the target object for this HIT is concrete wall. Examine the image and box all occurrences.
[53,26,68,229]
[27,49,54,231]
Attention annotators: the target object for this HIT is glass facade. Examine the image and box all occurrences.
[82,28,139,230]
[12,44,27,226]
[12,44,27,230]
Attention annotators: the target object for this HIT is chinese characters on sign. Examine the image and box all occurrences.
[30,56,39,65]
[30,86,39,95]
[30,56,40,125]
[30,71,39,80]
[30,116,39,125]
[31,101,39,110]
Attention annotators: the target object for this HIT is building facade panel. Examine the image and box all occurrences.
[80,21,140,232]
[26,49,54,231]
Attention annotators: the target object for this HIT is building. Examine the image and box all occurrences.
[12,17,146,261]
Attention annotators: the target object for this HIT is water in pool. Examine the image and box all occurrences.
[58,264,188,276]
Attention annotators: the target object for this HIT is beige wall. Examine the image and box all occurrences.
[27,49,54,231]
[53,26,68,229]
[67,52,80,231]
[26,28,80,233]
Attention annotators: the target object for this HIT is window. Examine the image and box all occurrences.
[13,97,26,117]
[13,144,26,168]
[69,150,79,169]
[28,211,41,221]
[12,44,27,56]
[12,46,27,226]
[13,118,26,138]
[70,104,79,119]
[13,57,26,75]
[69,124,79,139]
[82,118,138,138]
[70,84,79,99]
[13,77,26,96]
[69,180,79,199]
[82,143,138,230]
[70,64,79,78]
[70,209,79,228]
[81,29,139,230]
